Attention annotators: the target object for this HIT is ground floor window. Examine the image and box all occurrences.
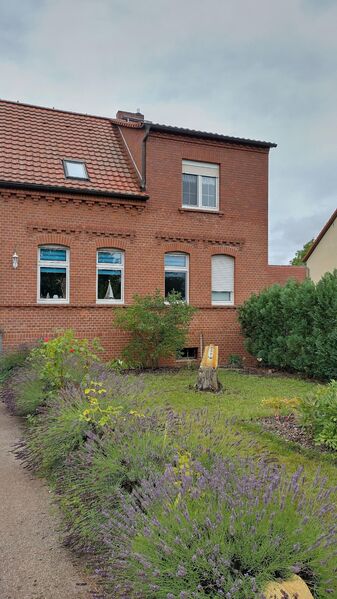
[38,246,69,303]
[96,250,124,303]
[211,254,234,305]
[164,253,189,302]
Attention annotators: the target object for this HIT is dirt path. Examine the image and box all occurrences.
[0,401,94,599]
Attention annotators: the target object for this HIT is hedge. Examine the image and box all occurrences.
[238,270,337,380]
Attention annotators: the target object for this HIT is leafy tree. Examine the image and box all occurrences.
[114,291,197,368]
[290,239,314,265]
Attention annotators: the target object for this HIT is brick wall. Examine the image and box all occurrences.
[0,129,305,363]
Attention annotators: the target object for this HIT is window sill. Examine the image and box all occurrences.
[37,300,69,305]
[179,208,224,217]
[96,300,124,305]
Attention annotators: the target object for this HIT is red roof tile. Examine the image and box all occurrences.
[0,100,145,197]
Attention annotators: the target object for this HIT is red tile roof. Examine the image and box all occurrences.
[0,100,145,198]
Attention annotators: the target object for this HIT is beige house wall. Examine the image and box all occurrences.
[307,218,337,283]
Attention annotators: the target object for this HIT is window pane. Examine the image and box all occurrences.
[164,254,187,268]
[182,173,198,206]
[97,251,122,265]
[97,270,121,300]
[212,291,231,303]
[202,176,216,208]
[165,271,186,300]
[40,267,66,299]
[40,248,67,261]
[64,160,88,179]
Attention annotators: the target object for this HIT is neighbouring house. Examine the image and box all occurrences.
[304,209,337,283]
[0,100,305,363]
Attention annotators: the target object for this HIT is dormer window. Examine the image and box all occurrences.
[182,160,219,211]
[63,159,89,180]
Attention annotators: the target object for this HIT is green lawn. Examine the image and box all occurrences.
[137,368,337,485]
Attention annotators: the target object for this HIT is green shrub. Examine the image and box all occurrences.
[0,346,30,381]
[228,353,243,368]
[299,380,337,450]
[24,390,91,476]
[29,329,102,392]
[114,290,197,368]
[11,366,45,416]
[238,270,337,379]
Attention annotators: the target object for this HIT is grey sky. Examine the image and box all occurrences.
[1,0,336,263]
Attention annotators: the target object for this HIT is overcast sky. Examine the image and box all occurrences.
[1,0,336,263]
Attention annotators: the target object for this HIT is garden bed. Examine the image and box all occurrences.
[260,415,336,456]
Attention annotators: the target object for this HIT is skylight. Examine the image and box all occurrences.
[63,159,88,180]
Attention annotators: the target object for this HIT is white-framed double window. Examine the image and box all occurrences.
[96,250,124,304]
[212,255,234,305]
[38,246,69,303]
[164,253,189,302]
[182,160,219,211]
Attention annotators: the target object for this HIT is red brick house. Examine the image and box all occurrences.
[0,100,305,362]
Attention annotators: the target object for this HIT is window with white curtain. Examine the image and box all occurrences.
[96,250,124,304]
[211,255,234,305]
[182,160,219,211]
[164,253,189,302]
[38,246,69,303]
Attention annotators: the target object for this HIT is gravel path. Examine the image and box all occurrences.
[0,401,94,599]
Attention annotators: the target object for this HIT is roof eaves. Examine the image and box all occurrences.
[303,208,337,261]
[149,123,277,149]
[0,180,149,201]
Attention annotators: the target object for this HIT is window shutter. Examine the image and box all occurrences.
[212,255,234,293]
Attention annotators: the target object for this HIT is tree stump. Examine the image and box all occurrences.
[195,366,221,392]
[195,344,221,392]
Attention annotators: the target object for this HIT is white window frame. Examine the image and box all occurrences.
[164,252,189,303]
[96,249,124,305]
[37,245,70,304]
[182,160,219,212]
[211,255,234,306]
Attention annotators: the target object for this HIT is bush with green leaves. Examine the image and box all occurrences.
[299,380,337,450]
[238,270,337,379]
[114,290,197,368]
[107,460,337,598]
[29,329,102,393]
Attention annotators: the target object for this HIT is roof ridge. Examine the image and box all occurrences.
[0,98,114,122]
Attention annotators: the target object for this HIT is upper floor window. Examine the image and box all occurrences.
[182,160,219,211]
[164,253,189,302]
[38,246,69,303]
[211,255,234,305]
[97,250,124,304]
[63,159,89,180]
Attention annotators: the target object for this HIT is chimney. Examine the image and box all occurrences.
[116,109,144,123]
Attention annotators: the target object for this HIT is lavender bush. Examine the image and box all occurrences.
[106,459,337,598]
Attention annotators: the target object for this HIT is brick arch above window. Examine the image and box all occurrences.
[36,234,71,247]
[160,242,193,255]
[94,239,129,252]
[208,246,239,258]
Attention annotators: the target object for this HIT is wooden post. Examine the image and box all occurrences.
[195,344,221,392]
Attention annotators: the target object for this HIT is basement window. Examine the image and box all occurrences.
[177,347,198,360]
[63,159,89,180]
